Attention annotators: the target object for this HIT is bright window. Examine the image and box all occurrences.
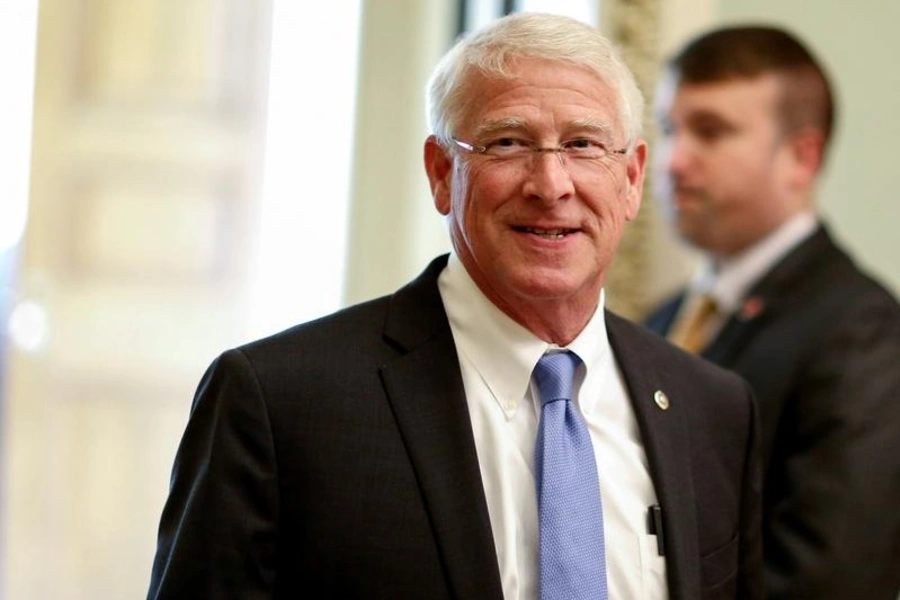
[249,1,363,338]
[460,0,600,32]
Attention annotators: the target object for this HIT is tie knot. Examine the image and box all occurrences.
[533,351,581,407]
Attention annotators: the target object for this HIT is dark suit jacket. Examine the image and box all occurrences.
[646,226,900,600]
[148,255,763,600]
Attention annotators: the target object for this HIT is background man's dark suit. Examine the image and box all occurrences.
[148,255,762,600]
[646,226,900,598]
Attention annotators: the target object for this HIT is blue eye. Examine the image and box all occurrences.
[561,138,608,159]
[484,137,532,157]
[489,137,529,148]
[564,138,603,150]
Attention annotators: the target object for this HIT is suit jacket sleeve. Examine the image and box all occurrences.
[147,349,278,600]
[764,295,900,600]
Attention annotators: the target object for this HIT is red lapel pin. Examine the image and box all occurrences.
[739,296,765,320]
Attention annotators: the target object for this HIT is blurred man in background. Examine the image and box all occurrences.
[646,25,900,600]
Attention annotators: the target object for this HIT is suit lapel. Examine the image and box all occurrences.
[606,313,702,600]
[704,226,839,366]
[703,309,767,366]
[379,256,503,600]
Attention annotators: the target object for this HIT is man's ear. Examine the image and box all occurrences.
[424,135,452,215]
[624,140,647,221]
[787,128,826,189]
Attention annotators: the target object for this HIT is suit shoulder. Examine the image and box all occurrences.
[209,295,397,384]
[237,295,392,355]
[643,291,685,335]
[844,266,900,315]
[786,248,900,337]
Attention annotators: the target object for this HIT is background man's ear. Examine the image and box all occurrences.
[788,128,826,189]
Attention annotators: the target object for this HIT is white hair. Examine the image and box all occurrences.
[426,12,644,150]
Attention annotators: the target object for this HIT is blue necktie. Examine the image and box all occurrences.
[534,351,608,600]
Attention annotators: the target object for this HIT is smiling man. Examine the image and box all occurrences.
[645,25,900,600]
[148,13,762,600]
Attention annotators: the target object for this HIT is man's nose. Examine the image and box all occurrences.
[522,150,576,202]
[661,133,696,176]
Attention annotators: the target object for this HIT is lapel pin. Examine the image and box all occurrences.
[654,390,670,411]
[739,296,765,321]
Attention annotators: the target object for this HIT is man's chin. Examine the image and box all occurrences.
[674,221,712,251]
[671,189,710,216]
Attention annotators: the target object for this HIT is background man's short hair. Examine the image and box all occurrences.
[669,25,835,144]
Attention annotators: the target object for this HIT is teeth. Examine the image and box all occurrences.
[523,227,570,239]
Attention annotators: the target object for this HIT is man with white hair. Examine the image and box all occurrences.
[148,13,763,599]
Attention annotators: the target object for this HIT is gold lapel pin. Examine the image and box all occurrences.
[654,390,670,411]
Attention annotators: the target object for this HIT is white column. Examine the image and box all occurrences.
[343,0,456,305]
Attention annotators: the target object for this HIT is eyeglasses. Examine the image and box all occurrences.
[451,137,628,170]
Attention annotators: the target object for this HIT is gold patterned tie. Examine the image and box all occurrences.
[668,294,719,353]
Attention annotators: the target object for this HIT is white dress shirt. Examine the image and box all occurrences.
[680,211,819,340]
[438,253,667,600]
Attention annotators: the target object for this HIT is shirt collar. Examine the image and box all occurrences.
[690,211,818,313]
[438,252,609,418]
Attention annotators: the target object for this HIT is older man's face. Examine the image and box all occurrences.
[425,57,646,325]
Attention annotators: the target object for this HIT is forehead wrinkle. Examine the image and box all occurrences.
[473,116,616,140]
[473,117,529,138]
[566,117,616,136]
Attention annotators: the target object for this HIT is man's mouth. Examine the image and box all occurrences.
[514,226,578,240]
[673,186,705,202]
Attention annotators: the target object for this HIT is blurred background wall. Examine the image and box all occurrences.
[0,0,896,598]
